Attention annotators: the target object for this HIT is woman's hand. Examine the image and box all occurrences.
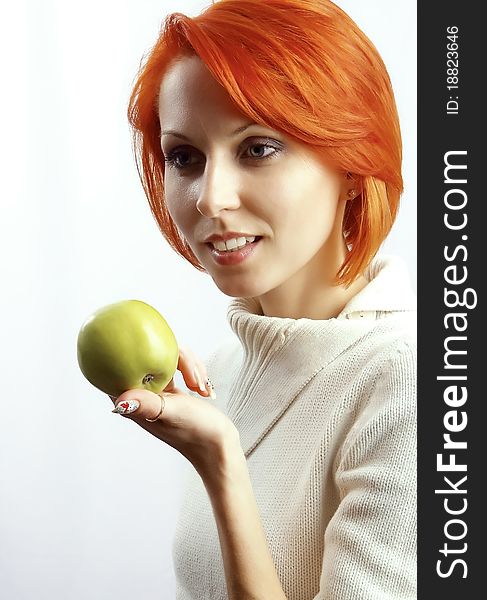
[110,346,286,600]
[108,346,240,474]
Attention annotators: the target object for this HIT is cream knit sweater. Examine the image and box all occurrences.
[173,255,417,600]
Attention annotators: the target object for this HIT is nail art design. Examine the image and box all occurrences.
[112,399,140,415]
[205,377,217,400]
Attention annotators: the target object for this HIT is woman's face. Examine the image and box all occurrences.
[158,55,350,314]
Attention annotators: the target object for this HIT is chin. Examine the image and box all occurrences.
[211,273,269,299]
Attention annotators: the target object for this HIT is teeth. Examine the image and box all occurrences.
[212,236,256,252]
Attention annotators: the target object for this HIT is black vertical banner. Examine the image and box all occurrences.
[418,2,483,598]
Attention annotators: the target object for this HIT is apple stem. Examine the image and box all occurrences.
[142,374,155,385]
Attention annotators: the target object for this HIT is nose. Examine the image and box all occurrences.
[195,158,241,217]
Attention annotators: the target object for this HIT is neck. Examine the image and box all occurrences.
[254,206,369,318]
[255,241,368,319]
[255,273,368,320]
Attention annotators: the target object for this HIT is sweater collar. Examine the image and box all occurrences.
[338,254,416,317]
[225,255,415,456]
[227,254,415,332]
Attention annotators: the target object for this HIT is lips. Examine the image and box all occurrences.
[207,236,262,266]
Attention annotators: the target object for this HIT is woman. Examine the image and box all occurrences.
[111,1,417,598]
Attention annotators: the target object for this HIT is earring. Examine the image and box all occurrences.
[347,189,357,199]
[346,171,354,180]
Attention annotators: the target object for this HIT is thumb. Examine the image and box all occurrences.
[112,388,167,422]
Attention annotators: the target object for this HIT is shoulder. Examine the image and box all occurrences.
[355,310,416,366]
[332,310,416,389]
[337,332,416,466]
[360,316,417,408]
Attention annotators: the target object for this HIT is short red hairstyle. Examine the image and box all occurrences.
[128,0,403,285]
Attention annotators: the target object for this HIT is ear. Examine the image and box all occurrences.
[340,171,362,202]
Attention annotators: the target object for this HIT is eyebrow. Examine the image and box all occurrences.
[161,122,257,141]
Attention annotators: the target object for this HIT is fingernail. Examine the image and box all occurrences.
[112,399,140,415]
[194,367,206,393]
[205,377,217,400]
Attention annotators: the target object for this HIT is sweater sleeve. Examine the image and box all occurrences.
[316,340,417,600]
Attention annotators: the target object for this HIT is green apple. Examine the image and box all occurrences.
[77,299,179,398]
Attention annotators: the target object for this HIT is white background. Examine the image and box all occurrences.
[0,1,416,598]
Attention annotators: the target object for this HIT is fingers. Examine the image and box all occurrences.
[106,346,217,424]
[177,345,216,399]
[111,388,166,422]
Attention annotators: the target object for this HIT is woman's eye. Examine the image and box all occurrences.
[164,148,198,170]
[244,142,281,160]
[164,139,282,171]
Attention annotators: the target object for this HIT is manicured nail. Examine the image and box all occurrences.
[112,399,140,415]
[205,377,217,400]
[194,367,206,393]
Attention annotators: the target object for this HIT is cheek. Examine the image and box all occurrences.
[249,172,297,223]
[274,175,341,240]
[262,173,328,221]
[164,179,195,232]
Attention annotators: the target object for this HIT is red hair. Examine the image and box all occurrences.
[128,0,403,285]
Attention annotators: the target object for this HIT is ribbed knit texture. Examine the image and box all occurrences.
[173,255,417,599]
